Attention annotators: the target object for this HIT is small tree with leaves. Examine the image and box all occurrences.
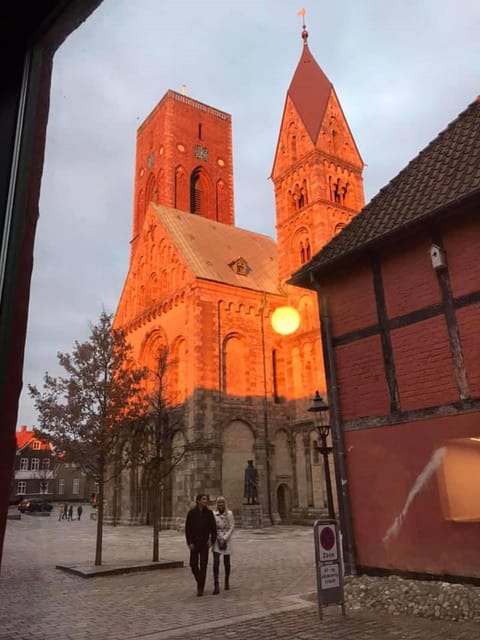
[29,311,148,565]
[133,345,191,562]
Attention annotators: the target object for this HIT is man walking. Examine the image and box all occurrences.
[185,494,216,596]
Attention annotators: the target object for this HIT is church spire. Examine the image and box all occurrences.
[271,22,365,283]
[287,23,333,145]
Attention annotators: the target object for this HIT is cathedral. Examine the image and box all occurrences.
[109,27,365,527]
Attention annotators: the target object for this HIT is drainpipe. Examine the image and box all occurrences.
[313,278,356,575]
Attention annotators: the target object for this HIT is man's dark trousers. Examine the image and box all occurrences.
[189,544,209,592]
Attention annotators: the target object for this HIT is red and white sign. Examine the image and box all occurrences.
[317,524,338,562]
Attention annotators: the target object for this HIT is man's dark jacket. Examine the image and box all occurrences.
[185,505,217,547]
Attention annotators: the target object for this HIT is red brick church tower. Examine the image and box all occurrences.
[111,27,365,527]
[272,25,364,283]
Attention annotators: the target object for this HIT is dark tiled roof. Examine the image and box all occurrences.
[288,42,333,144]
[290,97,480,286]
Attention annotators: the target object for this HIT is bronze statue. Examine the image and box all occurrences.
[244,460,258,504]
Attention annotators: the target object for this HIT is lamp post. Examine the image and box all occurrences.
[308,390,335,519]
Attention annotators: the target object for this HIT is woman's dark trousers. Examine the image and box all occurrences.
[213,552,231,592]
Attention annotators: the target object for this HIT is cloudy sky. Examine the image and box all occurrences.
[19,0,480,428]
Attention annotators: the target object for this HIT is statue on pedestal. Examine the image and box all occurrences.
[243,460,258,504]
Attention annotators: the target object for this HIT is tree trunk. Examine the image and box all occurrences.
[95,477,104,566]
[152,486,159,562]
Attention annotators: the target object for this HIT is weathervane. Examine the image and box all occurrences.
[297,7,308,43]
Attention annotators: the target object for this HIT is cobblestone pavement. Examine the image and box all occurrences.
[1,505,479,640]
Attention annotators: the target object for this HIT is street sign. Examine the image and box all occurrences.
[313,518,345,618]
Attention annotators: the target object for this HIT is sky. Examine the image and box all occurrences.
[19,0,480,428]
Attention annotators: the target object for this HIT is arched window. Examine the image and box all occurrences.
[190,167,211,215]
[288,122,297,163]
[175,165,188,211]
[294,228,311,267]
[145,173,157,213]
[287,190,296,215]
[223,335,247,396]
[169,338,186,404]
[305,240,311,260]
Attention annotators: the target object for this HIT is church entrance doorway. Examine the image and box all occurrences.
[277,483,291,521]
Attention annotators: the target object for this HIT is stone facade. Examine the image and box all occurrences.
[108,31,364,527]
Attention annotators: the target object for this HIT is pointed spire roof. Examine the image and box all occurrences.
[287,26,333,144]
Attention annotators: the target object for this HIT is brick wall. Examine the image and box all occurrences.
[457,303,480,396]
[391,316,459,410]
[381,235,441,318]
[326,264,377,337]
[443,216,480,298]
[335,335,390,419]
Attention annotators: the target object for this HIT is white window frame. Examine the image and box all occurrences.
[31,458,40,471]
[58,479,65,495]
[20,458,28,470]
[41,458,50,470]
[17,481,26,495]
[32,440,41,450]
[72,478,80,495]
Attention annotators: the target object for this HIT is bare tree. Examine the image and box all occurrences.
[29,311,148,565]
[133,346,191,562]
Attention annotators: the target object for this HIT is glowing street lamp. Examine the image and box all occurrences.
[271,306,300,336]
[308,390,335,519]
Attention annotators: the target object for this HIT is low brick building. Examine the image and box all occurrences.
[291,97,480,579]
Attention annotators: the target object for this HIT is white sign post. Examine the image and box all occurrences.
[313,518,345,619]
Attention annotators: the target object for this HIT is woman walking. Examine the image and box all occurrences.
[212,496,234,594]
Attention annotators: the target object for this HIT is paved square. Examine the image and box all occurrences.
[1,505,478,639]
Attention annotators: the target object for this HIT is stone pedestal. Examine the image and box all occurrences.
[241,504,263,528]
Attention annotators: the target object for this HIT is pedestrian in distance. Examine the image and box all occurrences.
[212,496,234,594]
[63,503,68,519]
[185,494,217,597]
[77,504,83,521]
[67,504,73,521]
[58,503,64,521]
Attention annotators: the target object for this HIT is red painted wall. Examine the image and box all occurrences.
[345,412,480,577]
[325,211,480,577]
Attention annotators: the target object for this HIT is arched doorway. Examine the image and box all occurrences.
[277,483,291,521]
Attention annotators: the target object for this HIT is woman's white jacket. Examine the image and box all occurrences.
[212,509,234,555]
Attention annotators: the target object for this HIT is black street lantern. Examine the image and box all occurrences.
[308,390,335,519]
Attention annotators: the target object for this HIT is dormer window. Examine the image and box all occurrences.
[32,440,40,450]
[229,257,250,276]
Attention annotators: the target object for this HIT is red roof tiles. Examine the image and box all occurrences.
[288,42,333,144]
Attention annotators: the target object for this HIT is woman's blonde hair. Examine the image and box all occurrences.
[216,495,228,510]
